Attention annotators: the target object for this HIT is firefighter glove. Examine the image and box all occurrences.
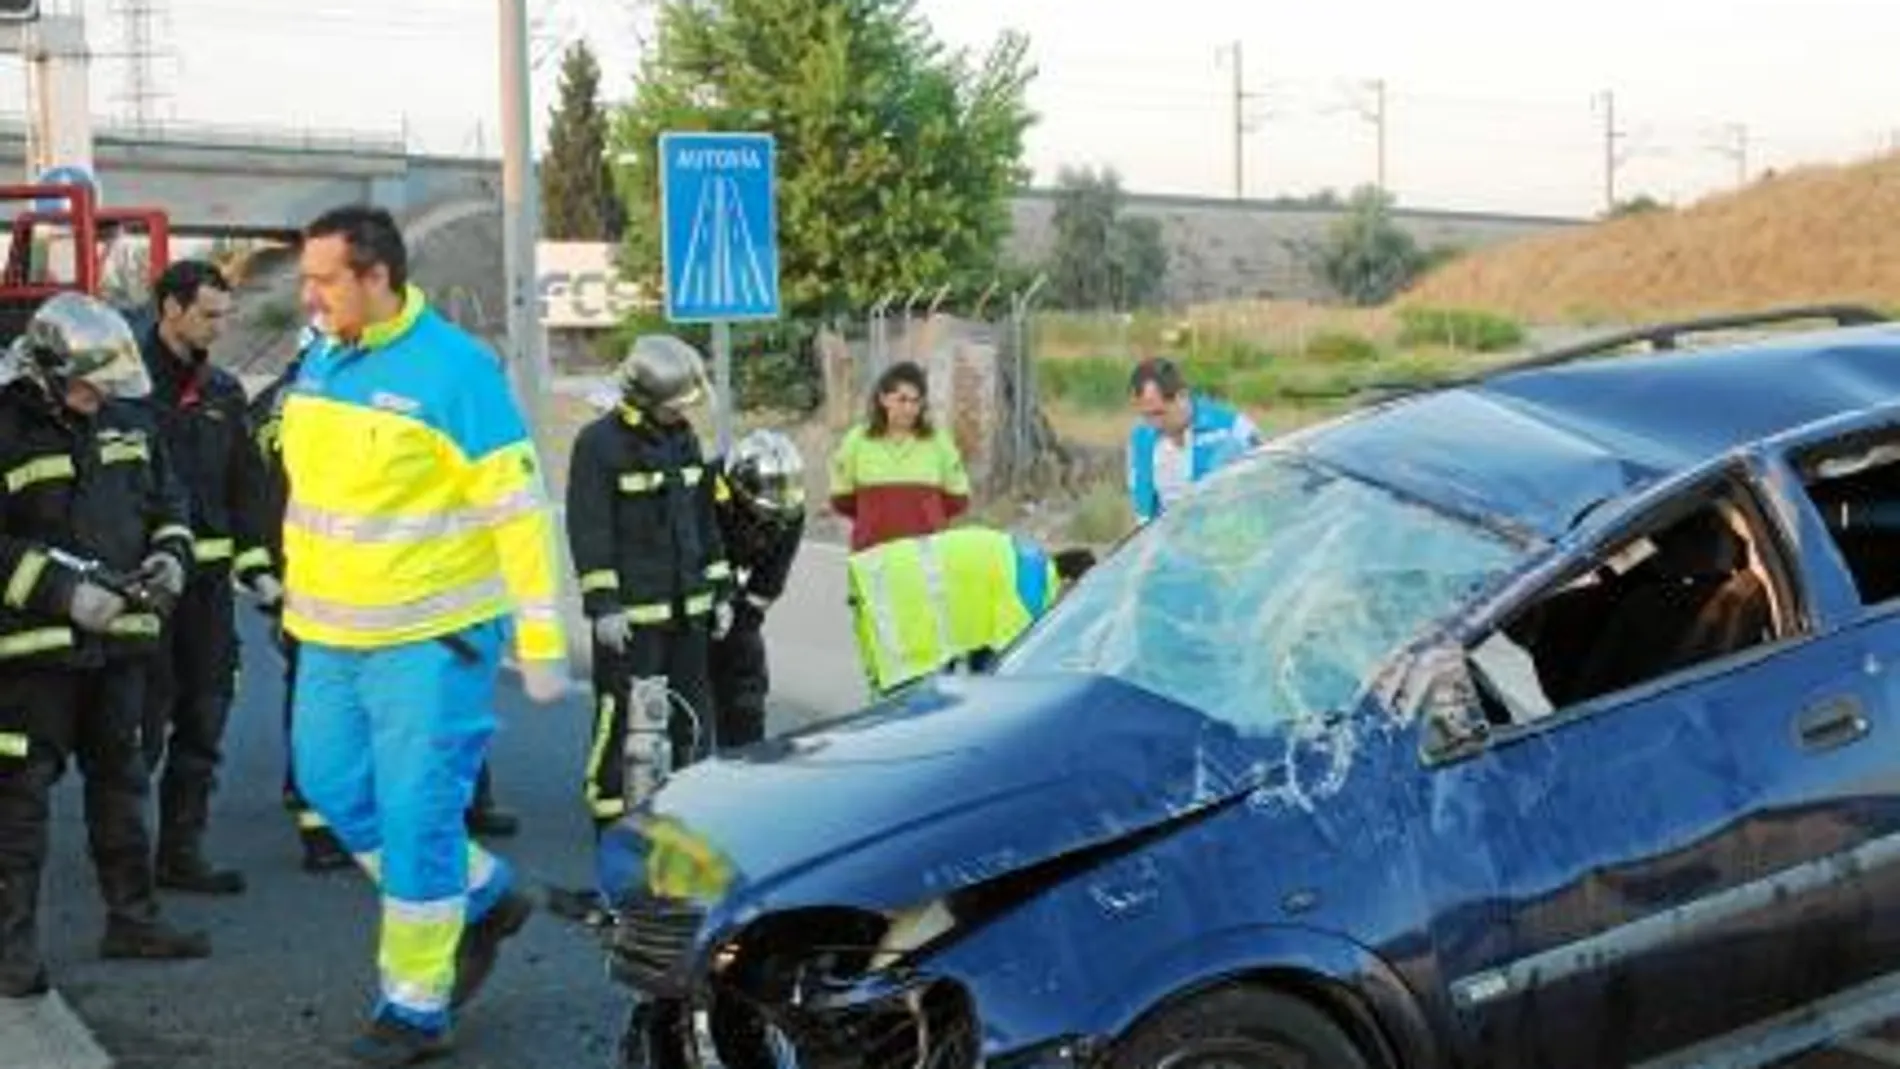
[593,610,632,653]
[68,582,127,633]
[138,552,186,599]
[521,658,571,704]
[712,600,735,641]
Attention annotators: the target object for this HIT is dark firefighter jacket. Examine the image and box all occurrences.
[246,356,300,570]
[140,329,272,585]
[567,404,731,626]
[712,457,804,624]
[0,379,195,669]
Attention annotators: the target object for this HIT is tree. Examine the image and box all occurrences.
[1319,184,1425,306]
[542,40,623,241]
[608,0,1036,322]
[1605,193,1669,220]
[1044,165,1169,310]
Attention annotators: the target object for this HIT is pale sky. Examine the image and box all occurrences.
[7,0,1900,217]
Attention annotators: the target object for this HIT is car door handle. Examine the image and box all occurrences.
[1795,695,1871,753]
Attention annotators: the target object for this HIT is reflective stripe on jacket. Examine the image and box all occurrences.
[139,329,272,584]
[278,287,567,661]
[846,525,1057,694]
[0,383,194,669]
[566,405,730,627]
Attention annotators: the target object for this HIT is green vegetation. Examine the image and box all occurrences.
[1320,185,1427,306]
[610,0,1035,322]
[541,40,624,242]
[1043,165,1169,311]
[1066,479,1135,546]
[1396,306,1526,352]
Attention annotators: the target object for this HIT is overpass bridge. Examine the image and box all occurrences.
[0,116,1581,307]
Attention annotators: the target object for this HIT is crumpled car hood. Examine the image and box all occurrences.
[598,672,1278,917]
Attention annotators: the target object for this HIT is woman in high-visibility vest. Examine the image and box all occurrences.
[828,361,971,552]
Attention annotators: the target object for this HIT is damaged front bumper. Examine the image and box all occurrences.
[617,960,983,1069]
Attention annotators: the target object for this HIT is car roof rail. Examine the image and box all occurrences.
[1483,303,1890,378]
[1346,303,1893,411]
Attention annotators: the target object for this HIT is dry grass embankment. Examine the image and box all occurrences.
[1404,151,1900,323]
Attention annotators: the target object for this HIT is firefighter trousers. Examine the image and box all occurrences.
[0,666,163,988]
[708,616,768,751]
[143,568,238,862]
[585,619,711,830]
[289,618,516,1035]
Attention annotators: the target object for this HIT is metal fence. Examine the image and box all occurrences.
[826,274,1055,494]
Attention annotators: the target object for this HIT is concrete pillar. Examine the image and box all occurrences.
[18,14,92,181]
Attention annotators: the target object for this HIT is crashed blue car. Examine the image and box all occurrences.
[599,306,1900,1069]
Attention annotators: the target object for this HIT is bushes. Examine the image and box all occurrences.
[1303,330,1380,363]
[1039,357,1129,412]
[1396,307,1525,353]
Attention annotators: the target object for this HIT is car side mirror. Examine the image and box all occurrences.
[1413,648,1490,765]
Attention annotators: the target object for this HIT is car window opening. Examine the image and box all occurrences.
[1466,490,1789,728]
[1794,434,1900,606]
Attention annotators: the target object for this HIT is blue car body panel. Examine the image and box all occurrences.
[600,322,1900,1069]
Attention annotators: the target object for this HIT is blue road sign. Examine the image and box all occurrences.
[34,164,99,213]
[659,131,780,323]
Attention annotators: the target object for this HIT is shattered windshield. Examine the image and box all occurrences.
[997,455,1529,733]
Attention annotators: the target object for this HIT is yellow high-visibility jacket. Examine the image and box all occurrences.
[279,286,566,663]
[847,525,1059,694]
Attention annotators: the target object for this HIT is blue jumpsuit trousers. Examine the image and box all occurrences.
[290,617,515,1035]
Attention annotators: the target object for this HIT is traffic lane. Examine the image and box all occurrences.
[40,606,835,1069]
[759,540,868,722]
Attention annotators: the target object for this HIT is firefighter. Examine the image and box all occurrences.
[0,293,213,997]
[708,428,806,750]
[247,322,349,872]
[847,525,1097,697]
[252,323,518,876]
[566,333,730,830]
[136,259,271,896]
[282,205,567,1062]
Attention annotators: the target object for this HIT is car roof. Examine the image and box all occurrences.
[1294,320,1900,539]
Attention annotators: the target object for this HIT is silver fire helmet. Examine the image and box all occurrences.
[726,429,806,517]
[14,292,152,400]
[616,333,709,416]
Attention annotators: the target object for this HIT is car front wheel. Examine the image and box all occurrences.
[1108,985,1374,1069]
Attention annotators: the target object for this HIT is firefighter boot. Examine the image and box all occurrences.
[0,868,48,997]
[464,764,519,839]
[156,783,246,895]
[99,917,211,960]
[155,838,247,895]
[301,827,353,873]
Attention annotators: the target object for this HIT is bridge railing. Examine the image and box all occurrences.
[0,112,407,157]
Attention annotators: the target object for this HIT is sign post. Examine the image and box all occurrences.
[658,130,781,456]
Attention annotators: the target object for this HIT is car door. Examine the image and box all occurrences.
[1742,410,1900,1008]
[1413,458,1891,1069]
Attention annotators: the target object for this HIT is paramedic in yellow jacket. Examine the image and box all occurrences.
[281,205,570,1066]
[848,525,1096,696]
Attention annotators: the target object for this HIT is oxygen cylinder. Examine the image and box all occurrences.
[622,675,674,807]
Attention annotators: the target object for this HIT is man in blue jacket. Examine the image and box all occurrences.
[1125,357,1264,524]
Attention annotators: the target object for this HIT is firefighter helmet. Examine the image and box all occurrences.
[726,429,806,518]
[616,333,708,418]
[14,292,151,400]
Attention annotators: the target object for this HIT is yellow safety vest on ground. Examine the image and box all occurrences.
[847,526,1060,694]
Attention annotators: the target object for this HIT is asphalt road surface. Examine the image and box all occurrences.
[25,540,1900,1069]
[36,543,864,1069]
